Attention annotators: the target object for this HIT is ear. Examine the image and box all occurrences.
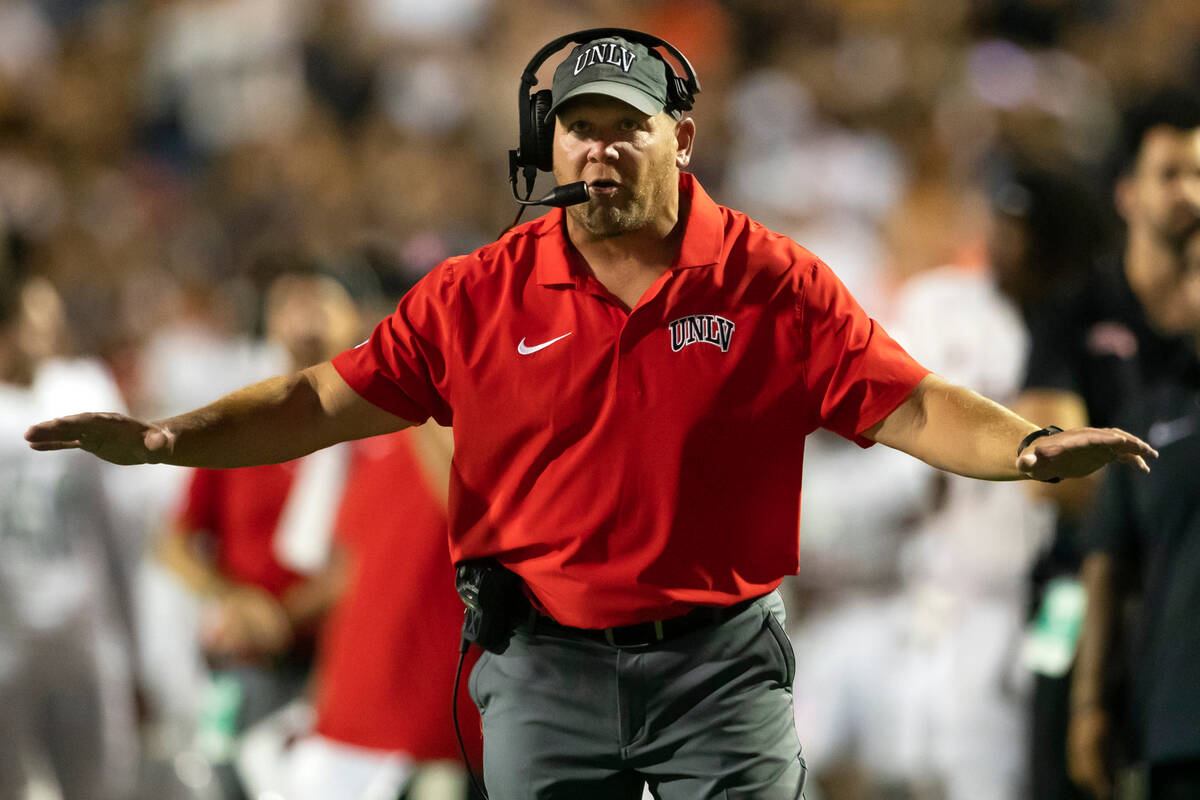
[674,116,696,168]
[1114,174,1134,223]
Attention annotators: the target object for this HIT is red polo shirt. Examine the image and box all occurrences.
[314,432,481,764]
[332,173,928,628]
[176,463,305,598]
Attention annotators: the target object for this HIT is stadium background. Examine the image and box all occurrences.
[2,0,1199,799]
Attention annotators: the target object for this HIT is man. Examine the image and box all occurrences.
[0,275,139,800]
[157,271,361,799]
[27,33,1156,799]
[1014,92,1200,800]
[297,423,482,799]
[1067,228,1200,800]
[872,167,1103,800]
[237,423,483,800]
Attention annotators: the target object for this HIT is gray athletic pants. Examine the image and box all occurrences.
[468,590,807,799]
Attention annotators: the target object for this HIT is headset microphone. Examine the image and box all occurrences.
[512,180,590,208]
[503,154,590,233]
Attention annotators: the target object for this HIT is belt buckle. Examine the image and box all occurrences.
[603,620,665,648]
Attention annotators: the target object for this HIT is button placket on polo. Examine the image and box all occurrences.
[615,279,678,401]
[615,326,645,400]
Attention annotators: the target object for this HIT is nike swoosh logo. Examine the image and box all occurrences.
[1147,415,1197,449]
[517,332,572,355]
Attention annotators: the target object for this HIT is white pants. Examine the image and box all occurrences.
[790,590,1029,800]
[237,701,474,800]
[0,615,137,800]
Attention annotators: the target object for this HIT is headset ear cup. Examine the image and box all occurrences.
[531,90,555,172]
[674,77,692,110]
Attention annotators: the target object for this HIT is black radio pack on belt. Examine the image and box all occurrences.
[453,559,525,799]
[455,559,526,654]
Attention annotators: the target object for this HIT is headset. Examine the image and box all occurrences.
[507,27,702,210]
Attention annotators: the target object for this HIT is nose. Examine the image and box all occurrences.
[586,137,620,164]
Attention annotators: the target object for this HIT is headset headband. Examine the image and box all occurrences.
[505,28,700,223]
[517,27,701,115]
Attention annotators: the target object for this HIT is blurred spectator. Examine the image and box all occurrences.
[1016,90,1200,800]
[878,164,1103,800]
[142,0,314,155]
[237,424,483,800]
[1070,229,1200,800]
[3,2,1200,796]
[791,162,1095,800]
[157,272,361,800]
[0,275,139,800]
[784,176,968,800]
[721,67,907,313]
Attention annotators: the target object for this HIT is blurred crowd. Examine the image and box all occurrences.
[2,0,1200,799]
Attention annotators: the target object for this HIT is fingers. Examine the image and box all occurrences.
[25,413,114,447]
[1022,427,1160,481]
[25,413,158,466]
[1065,429,1156,453]
[1117,453,1151,473]
[1045,427,1156,455]
[27,439,83,452]
[1083,427,1157,458]
[1102,427,1158,459]
[25,419,84,444]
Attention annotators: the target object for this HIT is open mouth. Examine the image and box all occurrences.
[588,180,621,196]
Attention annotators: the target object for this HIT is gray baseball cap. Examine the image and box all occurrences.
[548,37,671,118]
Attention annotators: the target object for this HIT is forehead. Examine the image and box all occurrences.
[268,276,353,316]
[1137,126,1196,171]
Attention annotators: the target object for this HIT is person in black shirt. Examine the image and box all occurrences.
[1070,228,1200,800]
[1017,91,1200,800]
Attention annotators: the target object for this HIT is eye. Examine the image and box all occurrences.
[618,118,640,133]
[566,120,592,135]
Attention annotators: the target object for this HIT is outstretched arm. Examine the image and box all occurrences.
[25,361,409,468]
[863,374,1156,481]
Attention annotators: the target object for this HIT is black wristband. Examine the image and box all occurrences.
[1018,425,1063,483]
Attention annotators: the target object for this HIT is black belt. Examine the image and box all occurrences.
[527,595,762,649]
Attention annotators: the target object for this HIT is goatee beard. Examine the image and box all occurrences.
[1161,216,1200,255]
[572,202,646,238]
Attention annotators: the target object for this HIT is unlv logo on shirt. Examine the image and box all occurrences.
[668,314,735,353]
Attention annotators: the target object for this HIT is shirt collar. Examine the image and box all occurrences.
[534,172,724,287]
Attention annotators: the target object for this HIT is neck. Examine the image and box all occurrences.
[569,184,686,297]
[566,187,687,310]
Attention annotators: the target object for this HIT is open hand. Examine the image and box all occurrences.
[25,412,173,465]
[202,586,294,660]
[1017,427,1157,482]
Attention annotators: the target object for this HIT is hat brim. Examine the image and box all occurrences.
[549,80,664,118]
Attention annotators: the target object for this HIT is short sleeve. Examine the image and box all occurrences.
[176,468,219,537]
[797,257,930,446]
[332,260,459,427]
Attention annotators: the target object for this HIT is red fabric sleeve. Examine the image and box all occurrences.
[797,257,930,446]
[175,468,220,537]
[331,259,459,427]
